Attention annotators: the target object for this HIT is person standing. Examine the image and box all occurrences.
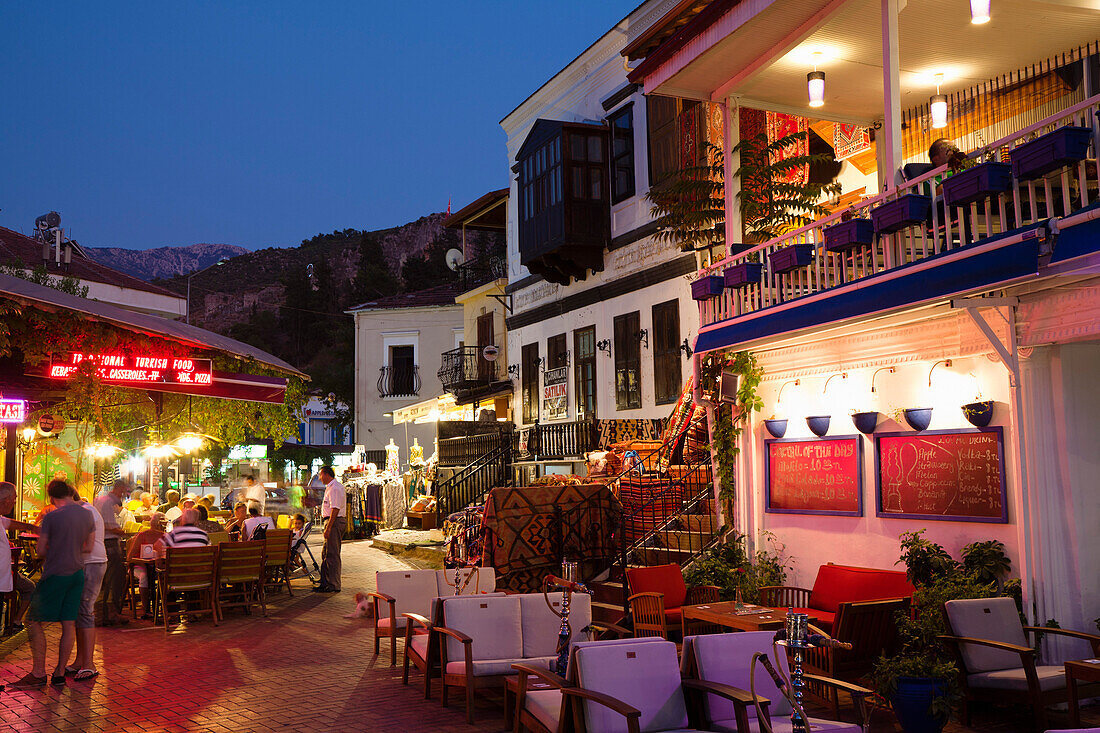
[71,489,106,679]
[0,481,38,633]
[94,479,129,625]
[16,479,95,687]
[314,466,345,593]
[240,475,265,513]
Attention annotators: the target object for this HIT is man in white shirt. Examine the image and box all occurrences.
[94,479,129,625]
[0,482,38,632]
[240,476,265,513]
[241,505,275,540]
[314,466,345,593]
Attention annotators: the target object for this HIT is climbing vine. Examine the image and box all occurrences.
[697,350,764,525]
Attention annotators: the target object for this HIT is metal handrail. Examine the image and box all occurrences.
[377,365,421,398]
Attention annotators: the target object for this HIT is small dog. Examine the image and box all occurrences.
[343,592,374,619]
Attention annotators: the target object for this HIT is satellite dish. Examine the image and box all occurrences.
[445,248,466,271]
[482,345,499,362]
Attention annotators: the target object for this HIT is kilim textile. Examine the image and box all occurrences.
[683,406,710,463]
[596,418,664,446]
[657,378,696,472]
[481,483,620,593]
[618,474,684,546]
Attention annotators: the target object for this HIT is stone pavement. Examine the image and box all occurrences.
[0,539,499,733]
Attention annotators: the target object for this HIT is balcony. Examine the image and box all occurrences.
[692,95,1100,354]
[456,254,506,293]
[438,346,511,405]
[377,365,420,398]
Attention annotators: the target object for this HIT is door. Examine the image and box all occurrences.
[476,313,494,380]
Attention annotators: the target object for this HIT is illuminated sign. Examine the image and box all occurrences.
[228,444,268,460]
[0,399,26,423]
[49,353,213,386]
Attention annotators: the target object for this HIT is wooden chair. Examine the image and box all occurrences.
[940,597,1100,731]
[261,529,294,598]
[627,592,669,639]
[213,540,266,622]
[207,531,230,546]
[370,569,439,666]
[625,563,719,640]
[158,545,218,632]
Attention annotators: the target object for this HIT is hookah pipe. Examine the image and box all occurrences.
[448,535,479,595]
[543,561,590,676]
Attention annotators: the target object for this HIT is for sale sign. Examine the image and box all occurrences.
[542,367,568,421]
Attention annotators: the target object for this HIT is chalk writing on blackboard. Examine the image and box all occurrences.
[766,436,862,516]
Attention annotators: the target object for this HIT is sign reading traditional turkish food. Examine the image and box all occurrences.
[49,353,213,386]
[542,367,568,421]
[765,436,863,516]
[0,399,26,423]
[875,428,1007,523]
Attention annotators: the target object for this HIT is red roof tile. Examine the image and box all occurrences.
[346,283,462,311]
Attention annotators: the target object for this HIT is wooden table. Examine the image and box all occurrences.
[681,603,816,635]
[1065,658,1100,726]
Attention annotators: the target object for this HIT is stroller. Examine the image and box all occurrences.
[291,521,321,583]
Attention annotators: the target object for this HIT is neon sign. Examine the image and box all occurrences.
[49,353,213,386]
[0,399,26,423]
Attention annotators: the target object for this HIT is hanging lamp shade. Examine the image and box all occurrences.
[970,0,991,24]
[807,70,826,108]
[930,94,948,129]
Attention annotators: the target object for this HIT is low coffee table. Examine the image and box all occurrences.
[681,602,815,635]
[1066,658,1100,726]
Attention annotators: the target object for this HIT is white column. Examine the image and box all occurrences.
[880,0,903,191]
[723,98,742,257]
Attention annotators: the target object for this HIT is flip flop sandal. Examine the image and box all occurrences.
[73,669,99,681]
[65,665,79,674]
[49,674,66,685]
[10,673,48,688]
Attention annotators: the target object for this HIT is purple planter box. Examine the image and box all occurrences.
[723,261,764,289]
[872,194,933,235]
[823,218,875,253]
[1011,126,1093,181]
[769,243,814,274]
[691,275,724,301]
[941,162,1013,208]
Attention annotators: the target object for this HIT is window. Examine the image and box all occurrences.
[388,345,417,397]
[574,326,597,419]
[613,312,642,410]
[521,343,540,423]
[652,300,682,405]
[520,136,561,225]
[608,105,635,203]
[647,95,701,187]
[547,333,567,369]
[568,130,606,201]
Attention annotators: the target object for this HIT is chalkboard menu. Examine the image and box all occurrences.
[765,436,863,516]
[875,428,1007,523]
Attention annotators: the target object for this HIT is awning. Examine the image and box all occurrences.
[391,393,474,425]
[695,226,1043,355]
[0,272,305,378]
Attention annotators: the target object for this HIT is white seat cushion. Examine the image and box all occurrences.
[445,656,554,677]
[375,616,408,630]
[945,598,1030,672]
[712,717,861,733]
[520,592,593,659]
[575,640,688,733]
[968,665,1067,692]
[408,634,429,659]
[376,569,439,621]
[686,631,794,720]
[442,594,523,663]
[436,566,496,596]
[525,689,563,731]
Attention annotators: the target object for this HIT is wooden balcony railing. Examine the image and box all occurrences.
[695,93,1100,329]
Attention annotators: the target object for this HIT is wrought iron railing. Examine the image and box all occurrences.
[436,438,512,517]
[377,365,420,398]
[695,93,1100,328]
[438,425,513,467]
[438,346,502,393]
[456,254,506,292]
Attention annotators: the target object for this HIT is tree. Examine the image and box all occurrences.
[646,142,726,264]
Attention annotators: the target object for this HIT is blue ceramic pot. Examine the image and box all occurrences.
[891,677,948,733]
[904,408,933,432]
[963,401,994,428]
[763,419,787,439]
[851,411,879,434]
[806,415,830,437]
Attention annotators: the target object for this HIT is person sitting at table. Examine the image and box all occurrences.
[224,502,249,541]
[153,509,209,557]
[157,489,180,516]
[192,504,223,534]
[125,513,166,620]
[0,481,39,632]
[241,505,275,540]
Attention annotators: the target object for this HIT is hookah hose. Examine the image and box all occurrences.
[749,652,776,733]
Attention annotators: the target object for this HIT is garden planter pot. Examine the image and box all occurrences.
[941,162,1012,208]
[763,419,787,439]
[891,677,949,733]
[823,218,874,253]
[769,243,814,274]
[691,275,724,301]
[903,408,933,432]
[851,411,879,434]
[806,415,831,437]
[724,262,764,290]
[872,195,933,235]
[1011,126,1093,181]
[963,400,994,427]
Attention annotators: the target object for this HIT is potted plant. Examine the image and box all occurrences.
[1011,126,1093,181]
[684,530,791,604]
[805,415,830,437]
[823,216,874,253]
[763,417,787,439]
[872,194,933,235]
[941,158,1012,208]
[691,274,724,301]
[724,261,764,289]
[962,400,994,428]
[850,409,879,435]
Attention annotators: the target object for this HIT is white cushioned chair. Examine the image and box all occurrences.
[941,597,1100,731]
[563,638,759,733]
[682,632,867,732]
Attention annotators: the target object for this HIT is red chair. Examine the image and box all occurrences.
[625,564,718,639]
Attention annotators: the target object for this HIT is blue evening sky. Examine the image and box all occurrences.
[0,3,632,250]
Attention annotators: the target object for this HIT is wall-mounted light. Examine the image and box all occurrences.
[822,371,848,394]
[928,359,953,387]
[776,379,800,411]
[637,329,649,349]
[596,339,612,358]
[21,427,36,443]
[930,74,947,129]
[557,350,571,367]
[507,364,520,378]
[679,338,693,358]
[969,0,990,24]
[871,366,896,393]
[807,52,825,108]
[535,356,545,369]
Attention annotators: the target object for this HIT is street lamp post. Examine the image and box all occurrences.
[185,258,228,324]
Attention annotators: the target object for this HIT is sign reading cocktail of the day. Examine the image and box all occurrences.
[765,436,863,516]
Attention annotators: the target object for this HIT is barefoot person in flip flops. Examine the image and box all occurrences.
[15,479,95,688]
[69,486,107,681]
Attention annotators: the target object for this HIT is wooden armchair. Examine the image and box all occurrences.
[158,545,218,632]
[368,569,439,666]
[213,540,266,622]
[261,528,294,598]
[940,597,1100,731]
[625,563,719,639]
